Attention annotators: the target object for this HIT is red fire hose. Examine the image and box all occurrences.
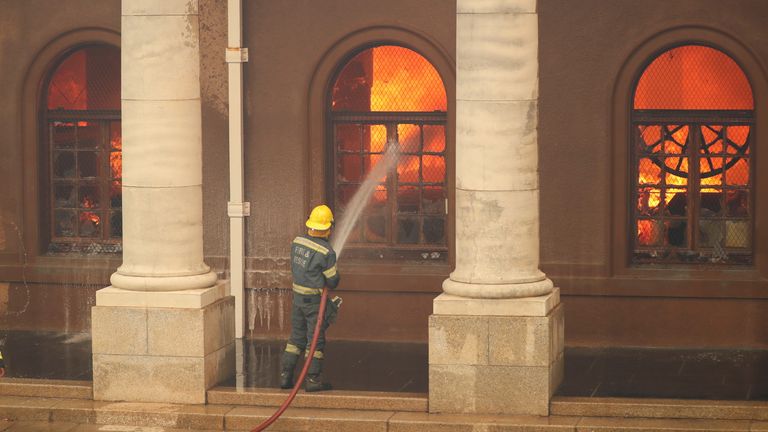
[250,287,330,432]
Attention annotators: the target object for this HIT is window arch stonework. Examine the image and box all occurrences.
[612,28,768,282]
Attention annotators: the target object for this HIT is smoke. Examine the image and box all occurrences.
[331,142,400,258]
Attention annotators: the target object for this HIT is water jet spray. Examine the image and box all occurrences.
[332,141,400,257]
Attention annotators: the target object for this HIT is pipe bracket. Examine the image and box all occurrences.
[228,201,251,217]
[225,47,249,63]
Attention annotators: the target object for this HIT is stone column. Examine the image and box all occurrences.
[91,0,234,404]
[429,0,563,415]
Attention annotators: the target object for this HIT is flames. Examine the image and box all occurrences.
[636,124,751,245]
[48,50,88,110]
[634,45,753,110]
[367,47,447,201]
[369,46,446,112]
[79,195,100,226]
[636,126,692,245]
[634,45,754,246]
[637,126,689,213]
[109,126,123,206]
[634,46,754,246]
[110,132,122,180]
[332,44,448,224]
[47,45,121,112]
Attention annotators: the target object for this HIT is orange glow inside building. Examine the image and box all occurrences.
[633,45,753,248]
[331,46,447,231]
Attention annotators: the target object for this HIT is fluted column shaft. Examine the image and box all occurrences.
[444,0,552,299]
[111,0,217,291]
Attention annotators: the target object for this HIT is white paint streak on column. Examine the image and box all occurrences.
[111,0,217,291]
[445,0,552,298]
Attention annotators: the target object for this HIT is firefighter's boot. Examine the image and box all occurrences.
[306,374,332,392]
[305,356,332,392]
[280,350,300,389]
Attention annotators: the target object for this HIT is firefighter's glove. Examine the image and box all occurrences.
[325,296,343,324]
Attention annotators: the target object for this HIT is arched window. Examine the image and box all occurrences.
[632,45,753,265]
[43,44,121,254]
[328,45,447,261]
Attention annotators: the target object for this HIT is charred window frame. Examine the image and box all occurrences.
[630,45,754,266]
[327,45,448,262]
[42,44,122,255]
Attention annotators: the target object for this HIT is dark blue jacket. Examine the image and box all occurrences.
[290,235,340,294]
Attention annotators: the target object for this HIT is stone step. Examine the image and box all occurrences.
[225,409,765,431]
[0,378,91,399]
[207,386,427,412]
[224,406,395,431]
[551,396,768,422]
[0,396,230,429]
[571,417,758,431]
[0,395,764,431]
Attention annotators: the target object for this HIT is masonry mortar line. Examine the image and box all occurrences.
[122,14,200,17]
[456,98,538,103]
[121,98,200,101]
[121,185,204,189]
[457,12,537,15]
[455,187,539,192]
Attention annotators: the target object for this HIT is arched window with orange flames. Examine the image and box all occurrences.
[632,45,753,265]
[329,45,448,261]
[44,44,122,254]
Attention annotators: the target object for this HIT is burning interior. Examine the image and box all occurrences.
[330,45,448,261]
[632,45,753,264]
[46,45,122,254]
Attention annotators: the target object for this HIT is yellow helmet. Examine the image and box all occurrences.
[306,204,334,231]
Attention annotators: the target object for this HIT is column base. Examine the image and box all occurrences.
[91,284,235,404]
[110,269,219,292]
[443,277,553,299]
[428,289,564,415]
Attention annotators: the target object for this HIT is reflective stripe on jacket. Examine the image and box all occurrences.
[291,235,340,294]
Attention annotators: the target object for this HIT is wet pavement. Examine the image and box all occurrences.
[560,347,768,400]
[1,331,767,401]
[0,331,91,381]
[224,339,429,393]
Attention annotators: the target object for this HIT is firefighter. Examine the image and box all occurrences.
[280,204,340,392]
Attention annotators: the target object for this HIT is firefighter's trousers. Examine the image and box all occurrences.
[283,293,334,375]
